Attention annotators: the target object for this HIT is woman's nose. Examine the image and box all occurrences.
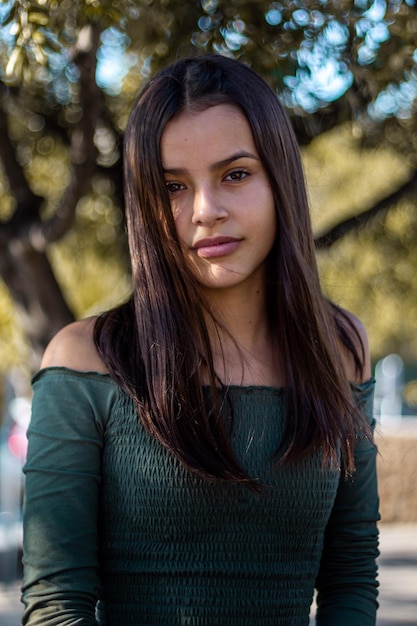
[191,186,228,226]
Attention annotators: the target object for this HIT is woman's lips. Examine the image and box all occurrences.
[192,237,241,259]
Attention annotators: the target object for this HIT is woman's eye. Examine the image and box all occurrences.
[165,181,184,194]
[224,169,249,182]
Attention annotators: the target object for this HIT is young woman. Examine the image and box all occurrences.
[22,54,379,626]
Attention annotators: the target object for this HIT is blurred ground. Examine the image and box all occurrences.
[376,523,417,625]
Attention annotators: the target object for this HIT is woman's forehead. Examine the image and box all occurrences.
[161,104,257,170]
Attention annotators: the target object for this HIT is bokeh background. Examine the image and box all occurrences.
[0,1,416,622]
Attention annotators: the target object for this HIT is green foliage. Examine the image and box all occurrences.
[305,123,417,362]
[48,176,131,319]
[305,123,411,234]
[0,279,29,371]
[0,166,14,222]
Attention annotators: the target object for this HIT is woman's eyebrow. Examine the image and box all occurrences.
[162,151,259,175]
[211,151,260,171]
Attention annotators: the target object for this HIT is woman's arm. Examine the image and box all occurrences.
[315,315,380,625]
[22,321,114,625]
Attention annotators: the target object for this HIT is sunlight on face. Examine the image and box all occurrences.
[161,104,276,295]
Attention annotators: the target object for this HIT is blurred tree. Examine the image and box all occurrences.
[304,122,416,363]
[1,0,417,369]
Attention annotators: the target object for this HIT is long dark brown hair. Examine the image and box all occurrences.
[94,54,368,488]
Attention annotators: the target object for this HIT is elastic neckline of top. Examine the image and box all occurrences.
[32,366,375,394]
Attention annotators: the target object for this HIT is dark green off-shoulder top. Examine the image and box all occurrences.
[22,368,379,626]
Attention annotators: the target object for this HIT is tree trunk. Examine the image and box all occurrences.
[0,22,102,369]
[0,242,74,369]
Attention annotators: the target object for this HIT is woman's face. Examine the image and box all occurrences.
[160,103,276,294]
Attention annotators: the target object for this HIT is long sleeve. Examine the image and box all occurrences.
[22,368,119,626]
[315,380,380,626]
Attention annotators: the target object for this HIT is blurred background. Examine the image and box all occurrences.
[0,0,416,623]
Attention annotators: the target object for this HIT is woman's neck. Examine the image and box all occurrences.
[203,284,285,388]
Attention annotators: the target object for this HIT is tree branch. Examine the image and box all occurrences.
[0,84,44,232]
[34,22,102,248]
[314,170,417,249]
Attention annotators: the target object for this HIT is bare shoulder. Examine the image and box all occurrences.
[337,308,372,383]
[40,317,108,374]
